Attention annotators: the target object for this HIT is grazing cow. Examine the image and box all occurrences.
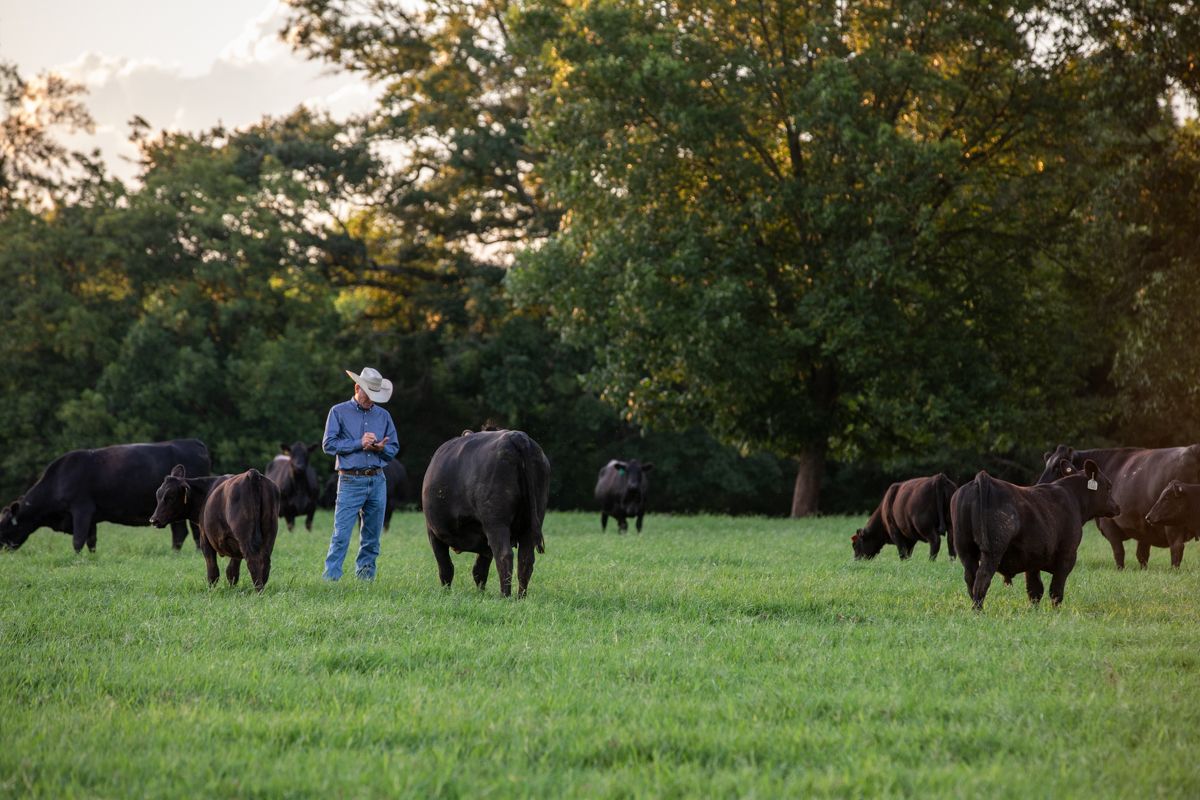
[150,466,280,591]
[594,459,654,533]
[0,439,210,553]
[422,429,550,597]
[1038,444,1200,568]
[852,474,958,561]
[952,461,1120,609]
[265,441,319,532]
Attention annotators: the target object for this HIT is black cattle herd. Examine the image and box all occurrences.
[0,432,1197,607]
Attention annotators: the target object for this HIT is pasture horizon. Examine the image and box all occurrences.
[2,510,1197,798]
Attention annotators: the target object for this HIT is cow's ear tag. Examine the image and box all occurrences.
[617,467,626,474]
[1087,479,1098,491]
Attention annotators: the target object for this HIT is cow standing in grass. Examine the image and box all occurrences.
[952,461,1119,610]
[595,459,653,533]
[150,466,280,591]
[422,429,550,597]
[852,474,957,561]
[0,439,210,553]
[266,441,320,532]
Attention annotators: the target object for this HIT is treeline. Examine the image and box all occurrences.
[2,1,1200,515]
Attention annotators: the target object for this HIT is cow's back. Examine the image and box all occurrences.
[82,440,211,526]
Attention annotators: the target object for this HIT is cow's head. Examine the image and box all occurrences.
[1146,480,1187,527]
[0,497,37,550]
[616,460,652,513]
[1081,459,1120,520]
[851,527,885,560]
[1036,445,1076,485]
[150,465,190,528]
[282,441,319,475]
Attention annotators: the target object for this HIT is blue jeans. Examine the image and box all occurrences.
[323,473,386,580]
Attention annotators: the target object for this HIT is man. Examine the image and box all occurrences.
[321,367,401,581]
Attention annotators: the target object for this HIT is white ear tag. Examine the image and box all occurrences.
[1087,479,1098,491]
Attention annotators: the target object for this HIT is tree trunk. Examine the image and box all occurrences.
[790,446,825,518]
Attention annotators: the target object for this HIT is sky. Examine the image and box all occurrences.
[0,0,379,182]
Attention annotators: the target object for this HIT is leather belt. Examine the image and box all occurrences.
[339,468,380,476]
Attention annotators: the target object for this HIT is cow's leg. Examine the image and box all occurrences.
[71,506,94,554]
[246,555,268,592]
[260,553,271,588]
[284,514,295,532]
[960,544,979,602]
[226,557,241,586]
[1135,540,1152,569]
[600,512,608,532]
[189,521,202,549]
[516,540,536,598]
[86,521,98,553]
[1097,518,1126,569]
[484,525,514,597]
[928,533,941,561]
[472,552,493,590]
[947,529,957,561]
[616,515,628,534]
[971,553,999,611]
[1166,527,1187,568]
[636,511,644,533]
[427,529,454,588]
[200,538,220,586]
[169,521,188,550]
[305,508,315,532]
[383,504,394,532]
[1024,570,1045,605]
[898,539,913,560]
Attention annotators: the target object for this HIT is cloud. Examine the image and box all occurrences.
[53,4,379,183]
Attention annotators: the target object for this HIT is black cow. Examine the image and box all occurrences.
[594,459,653,533]
[0,439,211,553]
[852,474,958,561]
[318,459,409,530]
[952,461,1120,610]
[265,441,319,532]
[422,429,550,597]
[1038,444,1200,568]
[150,466,280,591]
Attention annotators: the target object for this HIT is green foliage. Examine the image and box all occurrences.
[2,513,1200,796]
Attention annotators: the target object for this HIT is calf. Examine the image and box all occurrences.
[422,429,550,597]
[852,474,957,561]
[1146,481,1200,543]
[952,460,1120,610]
[594,459,653,533]
[150,466,280,591]
[1038,444,1200,568]
[265,441,319,532]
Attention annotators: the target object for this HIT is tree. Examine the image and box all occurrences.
[507,0,1187,515]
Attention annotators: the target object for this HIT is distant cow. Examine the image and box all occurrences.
[852,474,957,561]
[953,461,1120,609]
[265,441,319,532]
[1038,444,1200,568]
[595,459,654,533]
[0,439,211,553]
[422,429,550,597]
[150,466,280,591]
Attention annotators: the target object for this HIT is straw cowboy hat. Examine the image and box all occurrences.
[346,366,393,403]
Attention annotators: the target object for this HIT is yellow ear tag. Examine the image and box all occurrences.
[1087,479,1098,491]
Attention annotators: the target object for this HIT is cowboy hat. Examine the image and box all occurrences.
[346,366,393,403]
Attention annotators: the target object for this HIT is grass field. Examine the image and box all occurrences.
[1,510,1198,798]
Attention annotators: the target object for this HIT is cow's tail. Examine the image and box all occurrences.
[510,432,546,553]
[248,469,267,554]
[973,471,991,557]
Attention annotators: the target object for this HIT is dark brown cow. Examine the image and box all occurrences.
[150,466,280,591]
[852,474,957,561]
[1038,444,1200,568]
[421,429,550,597]
[953,461,1120,610]
[1146,480,1200,533]
[265,441,319,532]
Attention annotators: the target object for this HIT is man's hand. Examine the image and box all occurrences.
[368,436,389,452]
[361,432,377,450]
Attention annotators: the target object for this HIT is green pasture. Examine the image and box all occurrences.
[1,511,1198,798]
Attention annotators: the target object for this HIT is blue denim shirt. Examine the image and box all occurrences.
[322,399,400,470]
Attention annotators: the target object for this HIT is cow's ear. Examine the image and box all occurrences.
[170,464,186,479]
[6,501,18,516]
[280,443,291,454]
[642,463,654,472]
[1056,458,1075,476]
[1083,459,1099,479]
[1043,451,1052,463]
[851,532,860,542]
